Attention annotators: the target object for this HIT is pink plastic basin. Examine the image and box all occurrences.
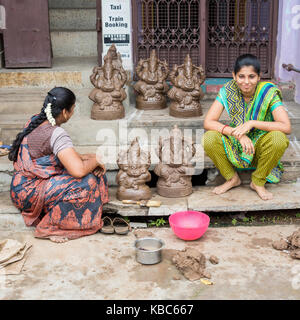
[169,211,210,241]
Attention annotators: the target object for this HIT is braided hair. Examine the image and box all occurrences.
[8,87,76,162]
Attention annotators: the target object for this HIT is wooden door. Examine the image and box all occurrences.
[1,0,51,68]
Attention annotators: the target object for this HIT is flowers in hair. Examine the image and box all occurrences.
[45,103,56,126]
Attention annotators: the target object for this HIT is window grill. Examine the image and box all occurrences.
[132,0,278,78]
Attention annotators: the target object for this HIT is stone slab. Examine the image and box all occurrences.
[0,70,83,89]
[104,188,148,216]
[0,191,19,214]
[0,213,27,230]
[49,0,96,9]
[188,183,300,212]
[147,193,188,216]
[1,182,300,221]
[50,30,97,57]
[50,9,96,31]
[0,57,97,88]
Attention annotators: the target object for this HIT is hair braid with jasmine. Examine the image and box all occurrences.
[8,87,76,162]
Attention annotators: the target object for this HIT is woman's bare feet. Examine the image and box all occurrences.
[212,173,241,195]
[49,236,69,243]
[250,182,273,201]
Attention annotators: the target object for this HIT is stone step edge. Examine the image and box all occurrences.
[1,183,300,224]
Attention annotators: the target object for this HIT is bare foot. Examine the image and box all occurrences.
[250,182,273,201]
[212,173,241,195]
[49,236,69,243]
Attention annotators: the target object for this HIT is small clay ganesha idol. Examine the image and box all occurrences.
[134,49,169,110]
[154,125,196,198]
[168,54,206,118]
[116,138,152,201]
[89,44,127,120]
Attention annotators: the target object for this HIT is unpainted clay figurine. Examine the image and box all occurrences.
[154,125,196,197]
[116,138,152,201]
[134,49,169,110]
[168,54,206,118]
[89,45,127,120]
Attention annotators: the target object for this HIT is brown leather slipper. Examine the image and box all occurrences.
[100,216,114,234]
[112,217,131,235]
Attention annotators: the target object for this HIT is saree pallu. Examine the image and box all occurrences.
[216,80,284,183]
[10,136,109,240]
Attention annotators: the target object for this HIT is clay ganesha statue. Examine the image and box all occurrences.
[154,125,196,198]
[134,49,169,110]
[116,138,152,201]
[168,54,206,118]
[89,45,127,120]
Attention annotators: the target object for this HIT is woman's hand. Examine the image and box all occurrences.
[231,121,254,139]
[238,135,255,155]
[93,163,106,177]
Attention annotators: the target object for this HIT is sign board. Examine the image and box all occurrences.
[101,0,132,70]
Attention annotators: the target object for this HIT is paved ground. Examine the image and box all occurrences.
[1,224,300,300]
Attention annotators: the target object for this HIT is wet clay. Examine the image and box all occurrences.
[209,255,219,265]
[272,240,289,251]
[172,247,211,281]
[272,229,300,259]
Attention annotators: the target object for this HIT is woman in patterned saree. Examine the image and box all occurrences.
[9,87,109,242]
[203,54,291,201]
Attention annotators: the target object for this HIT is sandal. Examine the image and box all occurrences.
[112,217,131,235]
[100,216,114,234]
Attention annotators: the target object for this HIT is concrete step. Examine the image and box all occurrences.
[0,56,296,101]
[1,137,300,192]
[2,99,299,144]
[49,0,96,9]
[50,8,96,31]
[0,57,97,89]
[1,182,300,230]
[50,30,97,57]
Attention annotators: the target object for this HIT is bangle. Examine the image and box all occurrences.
[221,125,229,135]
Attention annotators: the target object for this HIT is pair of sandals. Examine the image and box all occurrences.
[100,216,131,235]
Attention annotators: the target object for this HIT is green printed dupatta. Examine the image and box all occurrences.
[217,80,284,183]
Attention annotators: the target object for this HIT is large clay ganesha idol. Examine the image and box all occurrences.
[89,44,127,120]
[134,49,169,110]
[168,54,206,118]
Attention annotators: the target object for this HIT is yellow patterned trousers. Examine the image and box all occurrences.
[203,130,289,186]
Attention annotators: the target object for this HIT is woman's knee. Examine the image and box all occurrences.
[202,130,222,152]
[266,131,289,151]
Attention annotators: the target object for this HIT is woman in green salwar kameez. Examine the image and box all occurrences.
[203,54,291,201]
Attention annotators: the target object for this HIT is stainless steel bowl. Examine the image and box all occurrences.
[134,237,165,265]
